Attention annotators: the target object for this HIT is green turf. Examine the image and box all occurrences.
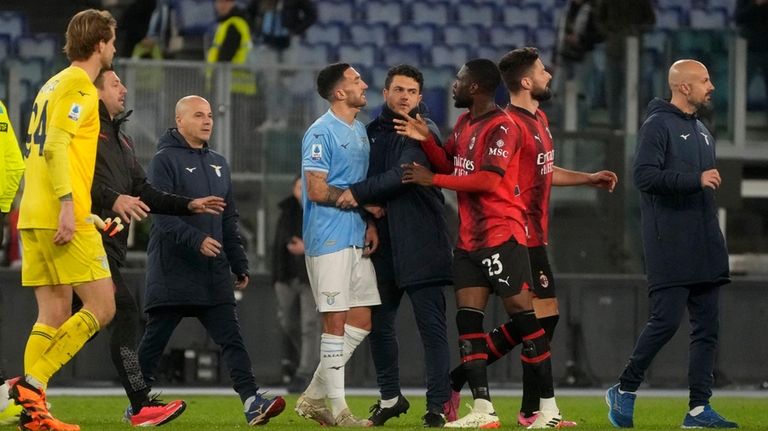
[12,394,764,430]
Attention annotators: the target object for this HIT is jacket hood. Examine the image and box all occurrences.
[645,97,698,121]
[157,128,209,151]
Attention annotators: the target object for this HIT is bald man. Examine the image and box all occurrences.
[138,95,286,425]
[605,60,737,429]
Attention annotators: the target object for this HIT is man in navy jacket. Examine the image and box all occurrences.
[336,65,453,428]
[138,95,285,426]
[606,60,737,429]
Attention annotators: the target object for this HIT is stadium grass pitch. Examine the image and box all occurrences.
[21,394,764,430]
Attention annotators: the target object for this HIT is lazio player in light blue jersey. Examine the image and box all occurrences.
[296,63,381,427]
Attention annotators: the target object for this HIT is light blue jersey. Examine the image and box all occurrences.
[302,109,370,257]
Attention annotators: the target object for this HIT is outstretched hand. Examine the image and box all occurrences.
[189,196,227,215]
[589,170,618,192]
[393,112,430,141]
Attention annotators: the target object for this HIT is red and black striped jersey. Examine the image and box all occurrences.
[506,104,554,247]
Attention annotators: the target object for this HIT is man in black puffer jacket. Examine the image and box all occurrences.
[336,65,453,428]
[91,69,227,426]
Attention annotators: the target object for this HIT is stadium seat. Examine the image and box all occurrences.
[444,25,486,46]
[689,8,728,29]
[533,28,556,51]
[349,23,390,46]
[430,44,472,68]
[381,44,423,67]
[410,1,451,26]
[304,22,345,45]
[422,65,456,88]
[365,1,404,25]
[396,23,439,46]
[644,30,668,57]
[316,0,354,24]
[421,86,447,128]
[503,5,540,29]
[0,34,11,63]
[0,11,27,43]
[657,0,692,9]
[177,0,215,35]
[656,7,685,30]
[476,46,507,62]
[455,2,498,26]
[289,42,333,65]
[488,26,529,50]
[338,43,378,66]
[15,34,58,61]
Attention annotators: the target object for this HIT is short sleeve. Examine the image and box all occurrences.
[302,127,333,173]
[49,81,98,136]
[480,120,521,176]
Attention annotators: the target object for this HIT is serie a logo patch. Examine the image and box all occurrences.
[0,122,7,132]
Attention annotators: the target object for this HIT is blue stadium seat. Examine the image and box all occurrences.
[422,65,456,88]
[656,7,685,30]
[338,43,378,66]
[177,0,215,35]
[430,44,472,68]
[381,44,423,67]
[304,22,345,45]
[349,23,390,46]
[476,46,507,62]
[396,23,439,46]
[10,58,45,88]
[657,0,692,9]
[410,1,451,26]
[488,26,529,50]
[421,87,447,128]
[0,11,27,43]
[289,42,333,65]
[365,1,404,25]
[533,28,556,51]
[316,0,354,24]
[455,2,498,26]
[503,5,540,29]
[689,8,728,29]
[443,25,486,46]
[15,34,59,61]
[370,65,391,89]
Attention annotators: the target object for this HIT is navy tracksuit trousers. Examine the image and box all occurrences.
[368,282,450,412]
[619,283,720,409]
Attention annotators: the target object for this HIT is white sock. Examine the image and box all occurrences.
[690,406,705,416]
[473,398,495,414]
[0,382,9,411]
[539,397,558,414]
[343,324,369,361]
[319,333,346,416]
[380,396,399,408]
[329,396,348,418]
[304,363,326,400]
[243,395,255,413]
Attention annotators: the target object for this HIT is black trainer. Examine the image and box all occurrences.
[368,395,410,426]
[422,409,446,428]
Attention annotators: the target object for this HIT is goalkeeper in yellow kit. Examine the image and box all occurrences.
[10,9,117,431]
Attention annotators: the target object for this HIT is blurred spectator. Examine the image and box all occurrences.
[552,0,602,128]
[594,0,655,129]
[141,0,182,58]
[117,0,157,58]
[247,0,317,130]
[735,0,768,120]
[271,176,320,393]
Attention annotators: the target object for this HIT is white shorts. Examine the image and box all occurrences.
[305,247,381,312]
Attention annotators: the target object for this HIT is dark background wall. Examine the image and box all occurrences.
[0,269,765,389]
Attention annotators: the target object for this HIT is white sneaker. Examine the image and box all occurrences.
[444,405,501,429]
[527,410,562,429]
[295,393,335,426]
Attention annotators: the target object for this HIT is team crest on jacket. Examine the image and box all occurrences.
[322,291,340,305]
[210,164,222,177]
[538,272,549,289]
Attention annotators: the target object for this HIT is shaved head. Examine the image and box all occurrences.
[176,95,208,116]
[175,95,213,148]
[667,59,714,114]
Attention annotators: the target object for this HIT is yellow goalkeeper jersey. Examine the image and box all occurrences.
[18,66,99,230]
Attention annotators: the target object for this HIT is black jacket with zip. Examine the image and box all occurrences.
[91,101,193,265]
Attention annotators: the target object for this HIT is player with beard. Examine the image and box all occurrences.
[396,59,566,429]
[446,47,617,428]
[295,63,381,427]
[606,60,737,429]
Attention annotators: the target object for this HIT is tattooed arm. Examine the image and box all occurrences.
[305,170,346,206]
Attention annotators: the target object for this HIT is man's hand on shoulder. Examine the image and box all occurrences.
[113,194,150,222]
[189,196,226,215]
